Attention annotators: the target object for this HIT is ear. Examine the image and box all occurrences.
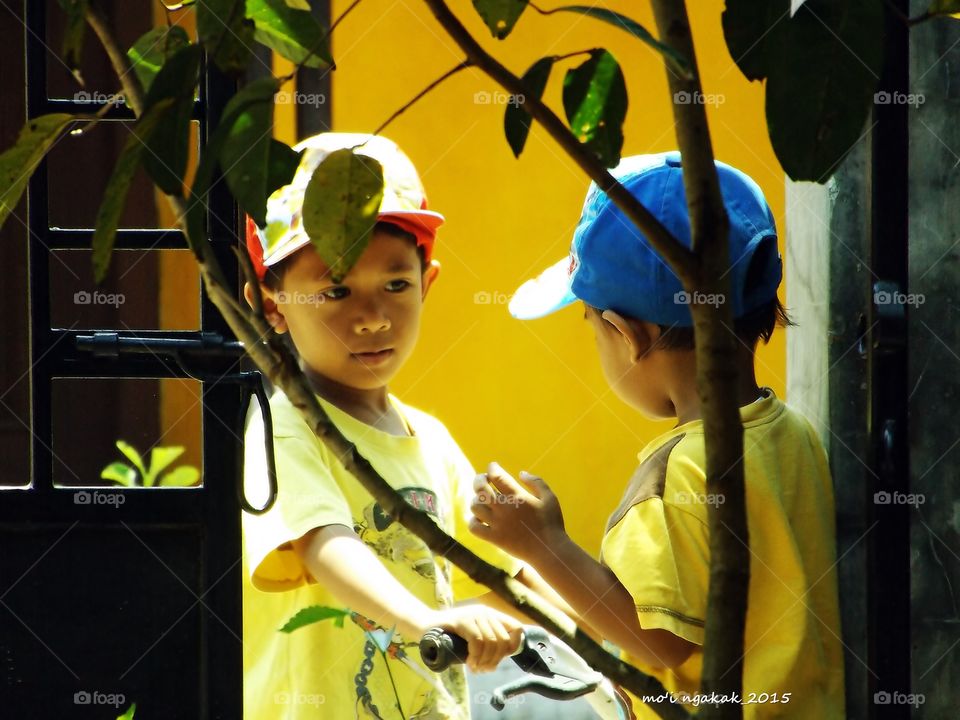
[243,281,288,334]
[600,310,655,363]
[421,259,441,300]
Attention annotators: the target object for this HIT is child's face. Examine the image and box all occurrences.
[262,229,438,391]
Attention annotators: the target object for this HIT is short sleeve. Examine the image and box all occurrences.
[602,499,708,646]
[242,399,354,592]
[444,437,523,599]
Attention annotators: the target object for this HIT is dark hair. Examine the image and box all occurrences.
[651,297,794,351]
[261,221,425,291]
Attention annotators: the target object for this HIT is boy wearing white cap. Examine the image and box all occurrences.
[241,134,534,720]
[471,153,845,718]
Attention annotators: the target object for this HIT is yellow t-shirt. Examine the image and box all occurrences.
[242,390,520,720]
[601,389,844,719]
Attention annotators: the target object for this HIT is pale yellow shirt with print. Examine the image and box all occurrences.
[601,389,844,719]
[242,390,520,720]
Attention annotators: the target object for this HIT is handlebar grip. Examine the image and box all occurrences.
[419,627,470,672]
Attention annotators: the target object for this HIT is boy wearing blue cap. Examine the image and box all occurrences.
[471,153,844,718]
[241,134,541,720]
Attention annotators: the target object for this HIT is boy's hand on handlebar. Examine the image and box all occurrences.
[426,605,523,673]
[469,462,566,563]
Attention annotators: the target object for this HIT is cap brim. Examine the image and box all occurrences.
[509,257,578,319]
[378,209,445,233]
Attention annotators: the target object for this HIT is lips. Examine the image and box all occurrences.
[351,348,395,365]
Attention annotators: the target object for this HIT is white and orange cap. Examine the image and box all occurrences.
[245,133,445,280]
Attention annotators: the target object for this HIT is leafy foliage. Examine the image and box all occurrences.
[562,50,627,168]
[100,441,200,488]
[472,0,528,39]
[197,0,255,76]
[723,0,884,181]
[504,57,554,158]
[547,6,691,79]
[0,114,74,230]
[247,0,334,68]
[141,44,202,196]
[127,26,192,95]
[92,99,176,282]
[279,605,349,633]
[302,148,385,282]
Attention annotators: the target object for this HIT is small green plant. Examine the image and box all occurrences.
[116,703,136,720]
[100,441,199,488]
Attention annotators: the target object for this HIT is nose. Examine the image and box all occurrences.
[353,299,391,334]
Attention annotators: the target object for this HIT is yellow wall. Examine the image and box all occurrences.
[328,0,788,556]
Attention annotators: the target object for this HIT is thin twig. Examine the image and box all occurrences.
[372,61,472,137]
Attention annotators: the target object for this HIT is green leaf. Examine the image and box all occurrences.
[101,462,138,487]
[187,78,279,247]
[91,100,175,281]
[472,0,528,39]
[266,139,303,198]
[197,0,255,76]
[144,446,186,487]
[142,44,201,196]
[721,0,791,82]
[765,0,884,181]
[549,6,692,80]
[246,0,333,68]
[157,466,200,487]
[116,704,137,720]
[279,606,349,633]
[0,114,74,232]
[504,57,554,158]
[562,50,627,168]
[301,147,384,282]
[127,26,192,96]
[115,440,148,481]
[57,0,89,83]
[220,88,274,226]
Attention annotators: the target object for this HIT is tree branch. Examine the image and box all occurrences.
[85,1,145,116]
[649,3,750,719]
[420,0,698,288]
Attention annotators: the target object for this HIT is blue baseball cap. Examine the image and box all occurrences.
[509,152,782,326]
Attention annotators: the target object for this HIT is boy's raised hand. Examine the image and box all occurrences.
[469,462,566,563]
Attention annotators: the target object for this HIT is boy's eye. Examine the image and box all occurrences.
[322,286,350,300]
[386,279,412,292]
